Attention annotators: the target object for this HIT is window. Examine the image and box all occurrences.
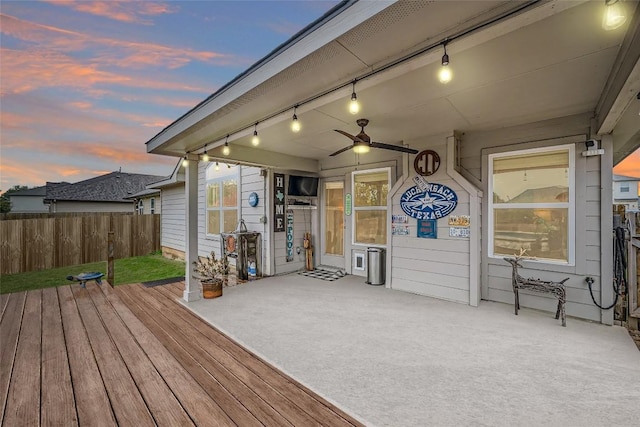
[352,168,390,245]
[150,198,156,214]
[206,165,238,235]
[620,184,629,193]
[489,145,574,264]
[137,200,144,215]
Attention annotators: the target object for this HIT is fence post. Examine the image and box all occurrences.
[107,231,114,287]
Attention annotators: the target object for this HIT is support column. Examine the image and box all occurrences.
[600,135,614,325]
[184,157,201,302]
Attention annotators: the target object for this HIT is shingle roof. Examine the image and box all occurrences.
[44,172,165,203]
[613,174,640,181]
[7,185,48,196]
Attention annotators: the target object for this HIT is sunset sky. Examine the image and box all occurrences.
[0,0,638,193]
[0,0,339,191]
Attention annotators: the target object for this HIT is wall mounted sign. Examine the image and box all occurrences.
[286,210,294,262]
[248,192,259,207]
[392,225,410,236]
[449,227,470,238]
[392,214,408,224]
[400,181,458,220]
[413,175,430,192]
[274,173,285,232]
[448,215,470,227]
[417,219,437,239]
[414,150,441,176]
[345,193,352,216]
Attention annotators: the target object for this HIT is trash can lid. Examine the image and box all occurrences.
[367,247,385,252]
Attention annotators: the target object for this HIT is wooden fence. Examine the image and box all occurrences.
[0,214,160,275]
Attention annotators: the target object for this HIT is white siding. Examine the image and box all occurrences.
[467,114,604,322]
[161,185,185,253]
[274,206,316,274]
[390,138,473,304]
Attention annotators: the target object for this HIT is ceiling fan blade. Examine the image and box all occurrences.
[370,142,419,154]
[334,129,363,142]
[329,145,355,157]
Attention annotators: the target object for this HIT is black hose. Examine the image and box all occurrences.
[586,226,627,310]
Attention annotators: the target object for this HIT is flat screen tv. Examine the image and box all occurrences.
[287,175,319,197]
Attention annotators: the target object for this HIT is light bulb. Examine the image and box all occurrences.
[438,65,452,84]
[182,158,188,167]
[603,0,626,30]
[222,142,230,156]
[291,115,301,133]
[202,152,209,162]
[251,131,260,146]
[215,162,220,171]
[353,144,370,154]
[349,93,360,115]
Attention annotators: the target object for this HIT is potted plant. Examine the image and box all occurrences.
[193,251,229,299]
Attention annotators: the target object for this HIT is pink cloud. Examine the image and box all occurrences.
[43,0,177,24]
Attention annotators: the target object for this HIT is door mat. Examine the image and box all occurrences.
[298,268,347,282]
[142,276,185,288]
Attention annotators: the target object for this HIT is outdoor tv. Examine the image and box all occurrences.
[287,175,319,197]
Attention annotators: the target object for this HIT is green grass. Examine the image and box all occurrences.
[0,253,185,294]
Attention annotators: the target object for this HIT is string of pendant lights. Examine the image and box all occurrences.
[187,0,626,161]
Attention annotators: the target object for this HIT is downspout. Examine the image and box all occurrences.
[447,133,483,307]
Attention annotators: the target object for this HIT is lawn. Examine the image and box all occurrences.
[0,253,185,294]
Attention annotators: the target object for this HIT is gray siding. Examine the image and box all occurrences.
[160,185,185,253]
[390,138,473,304]
[9,196,48,213]
[466,114,604,322]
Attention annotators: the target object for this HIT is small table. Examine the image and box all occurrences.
[67,272,104,288]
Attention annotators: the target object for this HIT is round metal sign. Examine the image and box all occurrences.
[248,192,259,207]
[414,150,441,176]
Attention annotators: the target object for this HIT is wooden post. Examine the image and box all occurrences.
[304,232,313,271]
[107,231,114,287]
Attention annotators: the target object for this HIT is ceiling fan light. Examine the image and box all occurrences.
[353,143,370,154]
[603,0,626,30]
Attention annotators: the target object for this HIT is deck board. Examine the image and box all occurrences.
[0,282,363,427]
[85,282,195,427]
[0,291,26,425]
[4,290,41,426]
[41,287,78,426]
[58,285,117,427]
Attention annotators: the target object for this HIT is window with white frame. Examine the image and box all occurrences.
[136,199,144,214]
[352,168,390,245]
[489,145,574,264]
[150,198,155,214]
[206,164,238,235]
[620,183,629,193]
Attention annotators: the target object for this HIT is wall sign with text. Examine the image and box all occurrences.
[274,173,285,232]
[400,180,458,220]
[414,150,440,176]
[286,210,294,261]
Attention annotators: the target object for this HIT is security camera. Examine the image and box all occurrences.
[585,139,598,148]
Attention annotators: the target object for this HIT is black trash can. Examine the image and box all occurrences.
[366,247,386,285]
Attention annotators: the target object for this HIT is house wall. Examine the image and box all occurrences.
[613,179,639,212]
[198,163,269,275]
[389,135,474,304]
[160,184,185,259]
[9,196,48,213]
[138,195,161,215]
[50,201,133,213]
[460,113,604,322]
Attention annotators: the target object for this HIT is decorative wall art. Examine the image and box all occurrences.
[417,219,437,239]
[286,209,294,261]
[400,179,458,220]
[414,150,441,176]
[274,173,285,232]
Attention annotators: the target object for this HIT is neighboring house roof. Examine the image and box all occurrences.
[124,188,161,199]
[148,160,185,189]
[44,171,165,203]
[7,185,48,197]
[613,174,640,181]
[508,186,568,203]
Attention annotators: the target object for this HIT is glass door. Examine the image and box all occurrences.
[321,180,345,269]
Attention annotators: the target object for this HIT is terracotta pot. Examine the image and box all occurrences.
[202,279,223,299]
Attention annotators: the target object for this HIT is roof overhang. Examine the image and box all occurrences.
[146,0,639,170]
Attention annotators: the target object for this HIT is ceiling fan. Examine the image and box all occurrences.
[330,119,419,156]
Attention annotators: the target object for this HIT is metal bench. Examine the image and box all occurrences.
[504,253,568,327]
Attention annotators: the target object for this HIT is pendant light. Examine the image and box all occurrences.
[215,162,220,171]
[291,106,301,133]
[349,80,360,115]
[251,123,260,146]
[181,156,188,167]
[438,41,452,84]
[222,135,230,156]
[202,144,209,162]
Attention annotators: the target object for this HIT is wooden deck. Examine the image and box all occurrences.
[0,281,364,426]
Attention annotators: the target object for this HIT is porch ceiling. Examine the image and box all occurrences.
[147,0,639,169]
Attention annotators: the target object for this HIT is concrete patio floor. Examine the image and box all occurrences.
[183,273,640,427]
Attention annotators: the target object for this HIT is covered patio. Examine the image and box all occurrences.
[183,273,640,426]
